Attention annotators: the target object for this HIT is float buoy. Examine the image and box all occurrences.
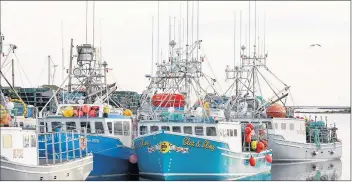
[251,141,258,150]
[81,105,90,114]
[246,123,254,130]
[249,156,256,166]
[88,110,97,117]
[244,127,252,135]
[129,154,137,164]
[245,134,251,143]
[265,154,272,163]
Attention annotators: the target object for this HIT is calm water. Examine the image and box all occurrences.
[136,113,351,181]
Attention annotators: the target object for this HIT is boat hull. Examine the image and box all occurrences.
[0,155,93,180]
[133,131,272,180]
[268,134,342,162]
[38,134,133,180]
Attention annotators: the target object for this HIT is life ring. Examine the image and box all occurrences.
[9,99,27,117]
[79,136,87,150]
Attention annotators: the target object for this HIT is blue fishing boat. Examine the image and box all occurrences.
[133,38,272,180]
[36,42,137,180]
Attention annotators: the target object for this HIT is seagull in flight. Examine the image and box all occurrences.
[310,44,321,47]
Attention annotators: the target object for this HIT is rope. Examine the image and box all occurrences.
[14,53,33,86]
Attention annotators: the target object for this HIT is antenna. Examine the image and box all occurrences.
[169,16,171,59]
[174,17,176,41]
[93,0,95,47]
[179,4,182,50]
[151,16,154,76]
[240,10,242,67]
[254,0,257,56]
[248,1,251,58]
[85,1,88,44]
[157,1,160,64]
[197,0,199,61]
[61,20,65,104]
[234,11,236,68]
[61,21,64,83]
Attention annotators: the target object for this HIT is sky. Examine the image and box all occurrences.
[0,1,350,106]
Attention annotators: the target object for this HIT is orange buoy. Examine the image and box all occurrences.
[245,134,251,143]
[129,154,138,164]
[81,105,91,113]
[74,110,84,117]
[259,129,265,135]
[261,140,268,148]
[265,154,272,163]
[266,104,286,118]
[249,156,256,166]
[246,123,254,130]
[257,142,265,151]
[88,110,97,117]
[244,127,252,135]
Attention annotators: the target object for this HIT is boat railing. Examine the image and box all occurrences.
[37,122,89,165]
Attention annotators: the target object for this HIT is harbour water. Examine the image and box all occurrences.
[138,113,350,181]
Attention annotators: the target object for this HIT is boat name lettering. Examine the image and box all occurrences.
[87,139,99,143]
[135,139,150,148]
[182,137,215,151]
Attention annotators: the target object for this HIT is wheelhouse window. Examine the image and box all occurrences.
[107,122,113,134]
[172,126,181,133]
[195,126,204,136]
[123,121,130,136]
[66,122,76,132]
[223,129,229,137]
[31,135,36,147]
[39,122,48,133]
[183,126,192,135]
[264,121,273,129]
[3,134,12,148]
[52,122,62,132]
[233,129,237,137]
[229,129,234,137]
[206,127,217,136]
[281,123,286,130]
[80,122,91,133]
[219,129,224,136]
[95,122,104,134]
[140,126,148,135]
[161,126,170,131]
[150,126,159,132]
[19,122,24,127]
[289,123,294,130]
[114,121,123,135]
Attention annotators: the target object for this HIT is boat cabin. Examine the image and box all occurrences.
[39,104,134,147]
[1,127,38,165]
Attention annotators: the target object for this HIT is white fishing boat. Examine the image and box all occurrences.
[224,24,342,162]
[0,93,93,181]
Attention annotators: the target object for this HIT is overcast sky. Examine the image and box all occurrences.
[0,1,350,106]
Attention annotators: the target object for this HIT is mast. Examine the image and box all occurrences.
[68,39,74,93]
[48,55,51,85]
[151,16,154,77]
[11,59,14,87]
[185,0,189,111]
[157,1,160,65]
[85,1,88,44]
[61,21,65,104]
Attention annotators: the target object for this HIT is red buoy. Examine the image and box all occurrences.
[244,127,252,135]
[88,110,97,117]
[249,156,256,166]
[81,105,91,113]
[265,154,272,163]
[257,142,265,151]
[129,154,137,164]
[246,123,254,130]
[91,106,99,111]
[260,140,268,148]
[245,134,251,143]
